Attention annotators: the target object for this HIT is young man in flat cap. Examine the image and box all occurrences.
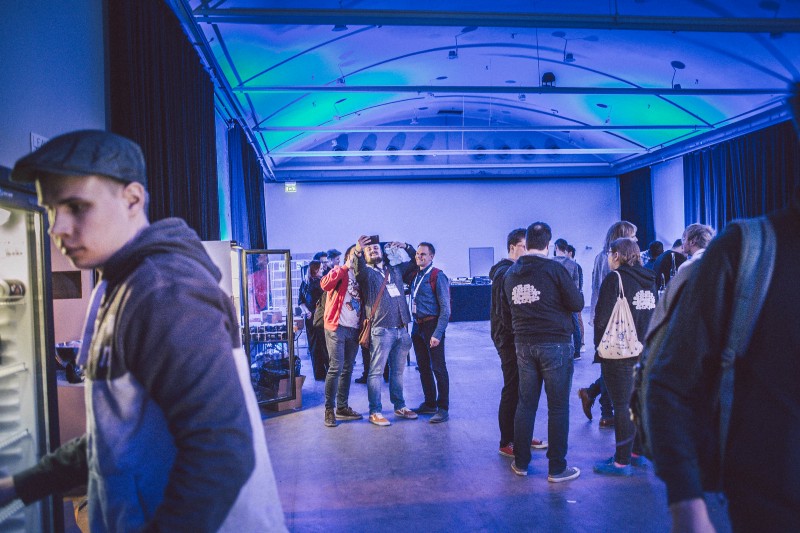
[0,130,287,532]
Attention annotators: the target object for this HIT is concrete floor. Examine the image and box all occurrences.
[263,319,734,533]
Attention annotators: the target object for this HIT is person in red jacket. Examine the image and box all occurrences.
[319,245,364,427]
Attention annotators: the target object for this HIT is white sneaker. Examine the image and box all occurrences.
[394,407,418,419]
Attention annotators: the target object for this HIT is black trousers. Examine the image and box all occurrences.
[304,317,329,380]
[497,343,518,447]
[411,320,449,410]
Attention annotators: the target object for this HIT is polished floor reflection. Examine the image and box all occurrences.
[263,319,733,533]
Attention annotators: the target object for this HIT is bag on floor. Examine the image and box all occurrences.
[597,271,642,359]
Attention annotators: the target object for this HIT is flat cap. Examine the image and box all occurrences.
[11,130,146,187]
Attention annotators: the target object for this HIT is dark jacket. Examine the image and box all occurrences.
[652,250,686,289]
[593,264,657,362]
[501,254,584,344]
[489,258,514,350]
[646,197,800,528]
[353,244,416,328]
[14,219,287,532]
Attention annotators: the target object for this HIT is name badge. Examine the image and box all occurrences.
[411,302,417,314]
[386,284,401,297]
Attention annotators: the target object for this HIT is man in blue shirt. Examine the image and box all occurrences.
[409,242,451,423]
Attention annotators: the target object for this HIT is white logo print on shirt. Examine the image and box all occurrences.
[632,290,656,310]
[512,284,541,305]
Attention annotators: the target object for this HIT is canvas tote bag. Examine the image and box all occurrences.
[597,270,643,359]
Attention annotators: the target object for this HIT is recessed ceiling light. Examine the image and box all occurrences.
[418,106,429,110]
[335,98,347,104]
[552,31,566,38]
[332,24,348,32]
[436,76,448,80]
[596,103,608,108]
[505,80,516,84]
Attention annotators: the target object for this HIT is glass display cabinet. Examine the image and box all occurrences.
[237,249,299,406]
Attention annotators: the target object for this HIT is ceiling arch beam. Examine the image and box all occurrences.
[193,9,800,34]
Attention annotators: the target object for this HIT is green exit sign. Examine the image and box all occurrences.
[285,182,297,193]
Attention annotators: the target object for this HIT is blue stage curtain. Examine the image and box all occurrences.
[619,166,655,250]
[684,120,800,230]
[107,0,219,240]
[228,124,267,250]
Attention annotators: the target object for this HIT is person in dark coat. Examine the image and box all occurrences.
[592,238,657,476]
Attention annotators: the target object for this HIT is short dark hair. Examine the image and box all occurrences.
[526,222,552,251]
[672,238,683,248]
[648,240,664,258]
[554,238,569,252]
[418,242,436,255]
[506,228,526,252]
[566,245,576,257]
[313,251,328,261]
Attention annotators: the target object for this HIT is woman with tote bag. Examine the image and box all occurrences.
[592,238,657,476]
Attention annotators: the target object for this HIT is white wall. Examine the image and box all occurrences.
[651,158,686,246]
[0,0,106,341]
[265,178,620,294]
[0,0,106,167]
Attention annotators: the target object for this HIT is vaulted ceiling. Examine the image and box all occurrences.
[168,1,800,181]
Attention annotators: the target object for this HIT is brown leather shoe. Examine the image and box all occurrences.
[578,388,594,421]
[599,417,615,429]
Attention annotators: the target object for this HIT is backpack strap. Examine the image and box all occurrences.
[429,267,439,294]
[718,217,776,470]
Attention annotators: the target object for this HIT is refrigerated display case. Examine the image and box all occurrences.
[201,242,300,407]
[240,250,299,406]
[0,177,62,532]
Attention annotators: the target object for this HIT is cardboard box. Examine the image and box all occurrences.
[265,375,305,411]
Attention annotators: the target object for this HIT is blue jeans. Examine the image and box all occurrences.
[323,326,359,410]
[411,321,449,410]
[513,342,574,475]
[571,313,582,357]
[367,326,412,414]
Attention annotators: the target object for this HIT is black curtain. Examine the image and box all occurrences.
[228,124,267,249]
[107,0,219,240]
[684,120,800,230]
[619,166,655,249]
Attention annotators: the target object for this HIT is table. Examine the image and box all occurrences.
[449,284,492,322]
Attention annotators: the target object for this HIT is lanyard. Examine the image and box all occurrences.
[411,265,434,302]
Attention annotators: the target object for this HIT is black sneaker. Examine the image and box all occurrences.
[335,406,363,421]
[354,375,367,384]
[548,466,580,483]
[413,402,438,414]
[324,408,337,427]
